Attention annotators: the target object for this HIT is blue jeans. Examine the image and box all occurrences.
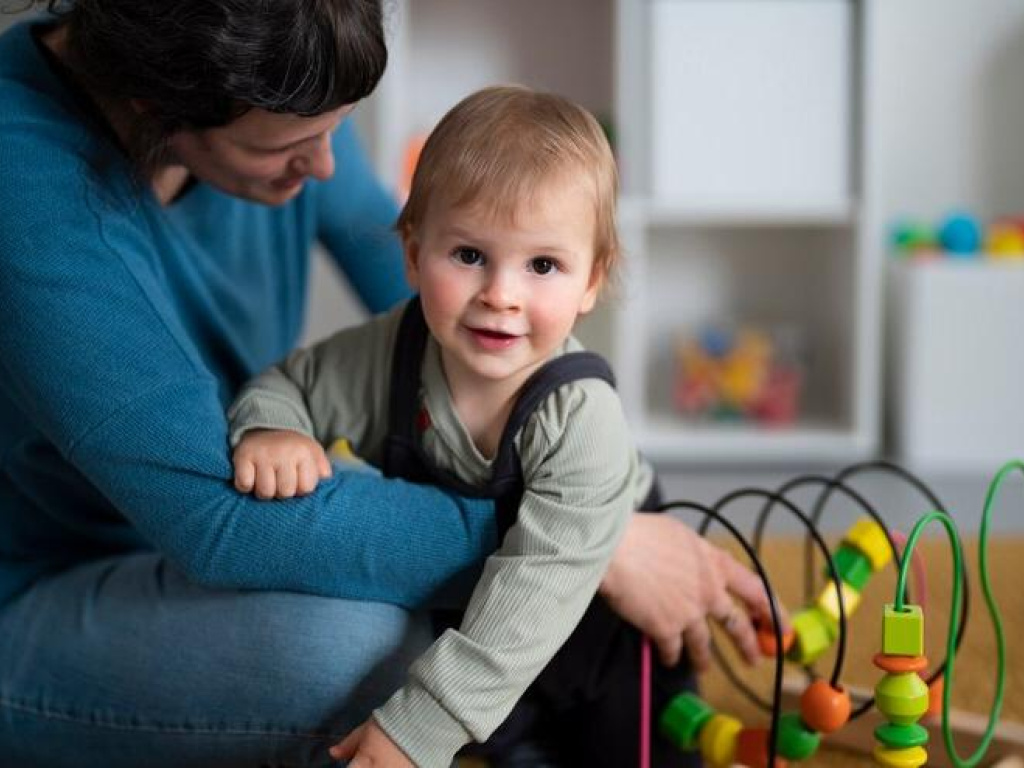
[0,553,433,767]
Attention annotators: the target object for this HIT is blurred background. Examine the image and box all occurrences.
[5,0,1024,534]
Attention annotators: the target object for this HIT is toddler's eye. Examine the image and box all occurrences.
[530,257,558,275]
[452,247,484,266]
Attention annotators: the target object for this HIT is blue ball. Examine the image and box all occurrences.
[939,212,982,256]
[700,326,734,358]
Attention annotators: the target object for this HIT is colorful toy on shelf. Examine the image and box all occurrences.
[674,324,802,426]
[891,211,1024,261]
[938,212,983,256]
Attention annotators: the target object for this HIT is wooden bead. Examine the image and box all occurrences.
[875,672,929,725]
[659,692,715,751]
[734,727,789,768]
[873,653,928,674]
[828,544,873,590]
[926,677,944,719]
[883,604,924,657]
[816,579,862,624]
[776,712,820,760]
[698,713,743,767]
[787,607,836,665]
[872,745,928,767]
[799,680,851,733]
[875,722,929,749]
[756,622,795,657]
[843,518,892,571]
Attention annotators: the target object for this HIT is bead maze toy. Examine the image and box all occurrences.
[645,459,1020,767]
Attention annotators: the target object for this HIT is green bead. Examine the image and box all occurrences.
[660,692,715,751]
[874,722,929,749]
[776,712,821,760]
[875,672,929,725]
[788,607,837,664]
[829,544,873,590]
[883,604,924,656]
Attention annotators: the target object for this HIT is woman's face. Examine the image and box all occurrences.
[166,105,354,205]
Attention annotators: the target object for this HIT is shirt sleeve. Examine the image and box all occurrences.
[0,140,494,609]
[373,380,637,765]
[315,121,412,314]
[227,307,402,466]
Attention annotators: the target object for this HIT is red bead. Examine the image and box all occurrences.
[873,653,928,674]
[734,728,789,768]
[799,680,851,734]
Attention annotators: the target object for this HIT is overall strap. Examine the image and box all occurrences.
[488,351,617,489]
[387,295,429,444]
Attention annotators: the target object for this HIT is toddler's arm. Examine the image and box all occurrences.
[367,379,638,766]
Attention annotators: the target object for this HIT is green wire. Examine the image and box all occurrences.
[892,460,1016,767]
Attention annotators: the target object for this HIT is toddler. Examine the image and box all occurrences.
[228,85,695,767]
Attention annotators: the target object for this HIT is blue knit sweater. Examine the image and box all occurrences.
[0,21,496,610]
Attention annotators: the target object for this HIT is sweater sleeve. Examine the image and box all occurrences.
[0,138,494,608]
[373,380,636,765]
[315,121,412,314]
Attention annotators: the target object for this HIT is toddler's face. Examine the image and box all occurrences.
[405,178,601,394]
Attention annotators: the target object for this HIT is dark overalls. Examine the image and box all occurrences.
[383,298,698,767]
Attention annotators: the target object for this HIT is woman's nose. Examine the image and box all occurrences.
[292,134,335,181]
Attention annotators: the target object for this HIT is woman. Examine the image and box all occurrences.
[0,2,771,766]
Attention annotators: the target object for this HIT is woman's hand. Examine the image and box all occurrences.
[232,429,332,499]
[600,512,782,670]
[329,719,414,768]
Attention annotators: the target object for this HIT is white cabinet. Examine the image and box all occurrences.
[364,0,882,465]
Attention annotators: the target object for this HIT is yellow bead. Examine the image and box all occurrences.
[872,745,928,767]
[843,518,892,571]
[698,713,743,767]
[816,579,862,623]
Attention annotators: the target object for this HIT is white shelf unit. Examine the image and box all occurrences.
[364,0,882,466]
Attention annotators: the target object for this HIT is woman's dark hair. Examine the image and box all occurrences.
[39,0,386,169]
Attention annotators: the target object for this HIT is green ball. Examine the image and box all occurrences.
[874,722,929,749]
[659,692,715,751]
[776,712,821,760]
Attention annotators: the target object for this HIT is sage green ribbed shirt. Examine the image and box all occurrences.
[228,302,653,767]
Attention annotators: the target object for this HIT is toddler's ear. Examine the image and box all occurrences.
[403,237,421,290]
[579,268,605,315]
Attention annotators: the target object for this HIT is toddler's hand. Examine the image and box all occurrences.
[232,429,332,499]
[329,719,414,768]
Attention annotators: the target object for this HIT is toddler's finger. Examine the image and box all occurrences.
[297,459,320,495]
[317,448,332,479]
[275,463,298,498]
[233,458,255,493]
[254,465,277,500]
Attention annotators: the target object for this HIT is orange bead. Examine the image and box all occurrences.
[873,653,928,674]
[734,728,789,768]
[756,623,795,657]
[926,677,944,719]
[799,680,851,734]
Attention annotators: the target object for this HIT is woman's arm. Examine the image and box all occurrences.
[315,121,412,314]
[0,145,493,609]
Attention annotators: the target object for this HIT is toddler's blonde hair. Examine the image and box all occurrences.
[397,85,619,285]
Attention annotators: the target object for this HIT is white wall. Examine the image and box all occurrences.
[873,0,1024,222]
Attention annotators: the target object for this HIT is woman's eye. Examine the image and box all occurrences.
[530,257,558,275]
[452,247,484,266]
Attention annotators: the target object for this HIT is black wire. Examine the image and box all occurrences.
[700,486,851,716]
[813,461,969,719]
[751,475,907,693]
[657,500,787,768]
